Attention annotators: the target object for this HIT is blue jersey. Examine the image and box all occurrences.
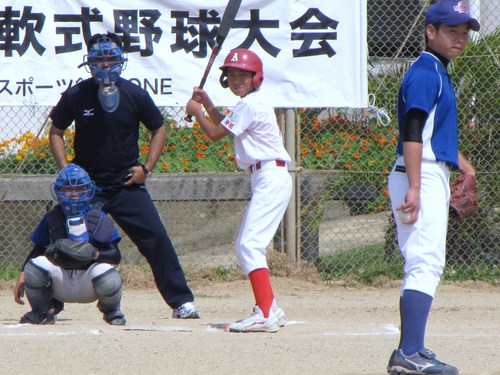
[50,77,164,184]
[396,52,459,169]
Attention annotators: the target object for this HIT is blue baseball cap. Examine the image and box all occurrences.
[425,0,480,31]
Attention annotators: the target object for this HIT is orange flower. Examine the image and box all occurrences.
[361,144,368,151]
[161,163,168,170]
[200,144,207,151]
[301,148,309,155]
[183,158,189,164]
[346,161,352,169]
[382,187,389,199]
[223,144,231,151]
[354,152,361,159]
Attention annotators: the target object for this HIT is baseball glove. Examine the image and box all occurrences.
[449,173,478,219]
[45,239,97,269]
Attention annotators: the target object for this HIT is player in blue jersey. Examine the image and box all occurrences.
[14,164,126,325]
[48,32,200,319]
[386,1,479,374]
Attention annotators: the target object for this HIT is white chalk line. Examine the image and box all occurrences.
[3,322,499,339]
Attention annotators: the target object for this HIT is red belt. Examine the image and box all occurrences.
[249,160,286,173]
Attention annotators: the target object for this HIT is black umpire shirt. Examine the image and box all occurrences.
[50,77,164,185]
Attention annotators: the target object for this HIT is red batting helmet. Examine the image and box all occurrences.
[219,49,264,90]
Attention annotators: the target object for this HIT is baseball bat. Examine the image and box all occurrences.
[185,0,242,122]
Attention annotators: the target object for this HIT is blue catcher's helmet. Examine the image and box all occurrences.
[80,32,127,86]
[51,164,95,216]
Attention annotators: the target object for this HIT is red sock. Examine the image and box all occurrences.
[248,268,274,318]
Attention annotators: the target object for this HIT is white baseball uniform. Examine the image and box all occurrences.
[220,90,292,274]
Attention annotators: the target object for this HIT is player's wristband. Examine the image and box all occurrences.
[141,164,152,176]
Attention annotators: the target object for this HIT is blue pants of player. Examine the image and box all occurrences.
[94,183,194,309]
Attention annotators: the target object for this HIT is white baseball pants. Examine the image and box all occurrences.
[388,156,451,298]
[236,162,292,275]
[30,256,114,303]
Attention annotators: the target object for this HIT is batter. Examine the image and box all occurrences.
[186,49,292,333]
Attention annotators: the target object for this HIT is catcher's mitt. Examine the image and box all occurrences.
[449,173,478,219]
[45,239,97,269]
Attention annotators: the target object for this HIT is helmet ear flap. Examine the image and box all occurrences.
[253,72,263,90]
[219,70,229,88]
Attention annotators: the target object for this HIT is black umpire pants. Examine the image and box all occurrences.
[93,183,194,309]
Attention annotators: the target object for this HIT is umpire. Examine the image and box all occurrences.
[48,32,200,319]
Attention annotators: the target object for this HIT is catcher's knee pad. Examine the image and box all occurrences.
[24,261,51,289]
[23,261,53,314]
[92,268,122,311]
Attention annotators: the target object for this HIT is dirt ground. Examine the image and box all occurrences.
[1,278,499,375]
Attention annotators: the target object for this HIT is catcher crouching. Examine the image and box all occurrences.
[14,164,126,326]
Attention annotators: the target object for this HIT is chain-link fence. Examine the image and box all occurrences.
[1,0,499,283]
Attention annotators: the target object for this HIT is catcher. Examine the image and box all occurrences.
[14,164,126,326]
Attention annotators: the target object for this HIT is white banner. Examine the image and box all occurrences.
[1,0,367,108]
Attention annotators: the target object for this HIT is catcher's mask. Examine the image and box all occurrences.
[79,33,128,112]
[51,164,95,216]
[219,49,263,90]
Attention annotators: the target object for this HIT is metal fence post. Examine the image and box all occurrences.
[284,108,297,263]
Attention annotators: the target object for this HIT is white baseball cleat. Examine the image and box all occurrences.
[172,302,201,319]
[275,307,286,327]
[228,306,279,333]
